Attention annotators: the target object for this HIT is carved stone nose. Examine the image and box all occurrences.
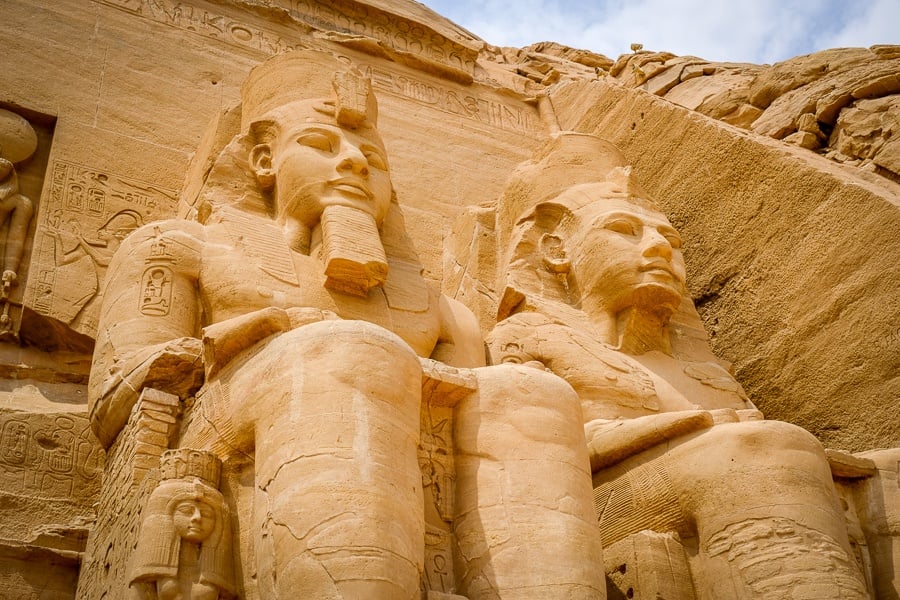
[338,147,369,177]
[642,230,673,259]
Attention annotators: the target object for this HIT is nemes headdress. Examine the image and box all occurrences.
[185,49,381,221]
[495,132,658,319]
[241,49,378,133]
[497,132,654,247]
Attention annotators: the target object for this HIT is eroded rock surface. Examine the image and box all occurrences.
[499,42,900,182]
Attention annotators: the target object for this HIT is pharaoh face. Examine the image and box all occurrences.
[564,188,686,316]
[172,498,216,544]
[262,101,392,230]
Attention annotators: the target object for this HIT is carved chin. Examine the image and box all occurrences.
[632,283,683,317]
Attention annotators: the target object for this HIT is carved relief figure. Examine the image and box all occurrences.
[48,209,143,269]
[0,108,37,326]
[91,51,603,599]
[44,209,143,324]
[130,449,235,600]
[488,132,869,599]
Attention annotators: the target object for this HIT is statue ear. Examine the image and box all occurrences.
[539,233,570,273]
[249,143,275,192]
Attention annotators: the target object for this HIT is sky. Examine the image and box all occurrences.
[419,0,898,65]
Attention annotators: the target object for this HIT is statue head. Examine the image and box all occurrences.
[498,133,686,349]
[245,78,391,230]
[171,496,217,543]
[237,50,394,294]
[130,449,235,595]
[0,108,37,166]
[183,50,426,296]
[0,109,36,197]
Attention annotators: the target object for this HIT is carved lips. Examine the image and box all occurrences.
[639,260,682,282]
[329,177,373,201]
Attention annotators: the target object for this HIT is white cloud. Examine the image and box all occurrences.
[815,0,900,50]
[420,0,895,64]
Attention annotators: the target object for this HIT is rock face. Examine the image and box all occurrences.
[509,42,900,183]
[0,1,896,599]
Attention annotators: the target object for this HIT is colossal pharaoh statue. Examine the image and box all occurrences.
[487,132,871,599]
[89,51,604,599]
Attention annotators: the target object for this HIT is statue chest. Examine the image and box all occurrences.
[198,241,441,358]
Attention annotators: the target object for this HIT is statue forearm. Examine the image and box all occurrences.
[584,410,715,472]
[90,336,204,447]
[88,220,205,447]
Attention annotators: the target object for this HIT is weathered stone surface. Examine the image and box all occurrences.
[829,94,900,176]
[530,43,900,181]
[0,1,895,599]
[549,78,899,454]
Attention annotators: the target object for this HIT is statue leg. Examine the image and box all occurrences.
[668,421,868,599]
[224,320,424,599]
[454,364,606,600]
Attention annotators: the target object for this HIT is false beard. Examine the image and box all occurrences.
[319,204,388,297]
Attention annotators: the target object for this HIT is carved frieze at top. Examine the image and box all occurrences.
[97,0,481,82]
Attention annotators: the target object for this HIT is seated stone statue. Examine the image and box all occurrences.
[90,51,604,599]
[487,132,870,599]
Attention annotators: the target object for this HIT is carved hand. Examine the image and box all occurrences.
[584,410,715,472]
[101,337,204,415]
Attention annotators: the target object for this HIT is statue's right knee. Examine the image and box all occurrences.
[244,318,422,388]
[464,364,584,450]
[696,419,826,464]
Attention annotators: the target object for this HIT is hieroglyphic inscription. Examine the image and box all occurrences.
[419,402,457,594]
[706,517,869,597]
[363,63,539,134]
[97,0,477,77]
[284,0,477,76]
[96,1,537,134]
[0,412,102,501]
[97,0,305,56]
[25,160,177,335]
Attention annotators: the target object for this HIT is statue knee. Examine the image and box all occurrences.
[283,318,418,361]
[704,420,826,464]
[461,364,585,458]
[669,420,837,522]
[265,318,422,387]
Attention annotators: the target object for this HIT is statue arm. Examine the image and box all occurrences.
[89,221,206,448]
[431,294,486,368]
[584,411,715,472]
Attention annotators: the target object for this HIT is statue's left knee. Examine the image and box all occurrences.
[711,419,824,456]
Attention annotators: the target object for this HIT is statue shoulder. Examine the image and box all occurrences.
[487,312,558,365]
[488,311,562,347]
[433,292,486,368]
[122,219,207,247]
[111,219,207,273]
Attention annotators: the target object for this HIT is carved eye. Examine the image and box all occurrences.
[362,147,387,171]
[661,229,683,249]
[297,132,333,152]
[604,219,636,235]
